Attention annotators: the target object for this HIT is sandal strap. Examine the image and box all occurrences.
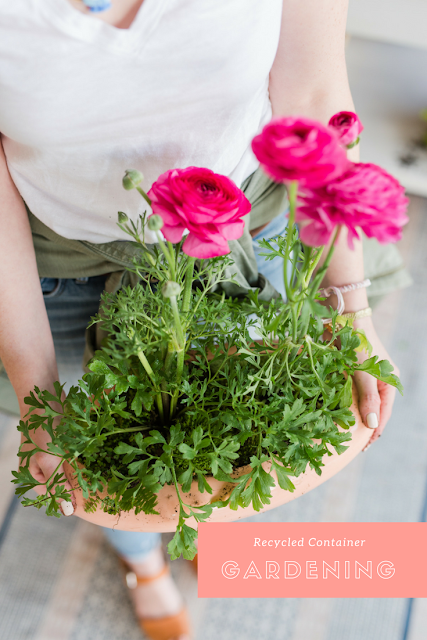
[190,554,198,574]
[140,608,191,640]
[120,558,170,589]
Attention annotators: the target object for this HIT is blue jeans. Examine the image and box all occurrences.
[41,213,287,561]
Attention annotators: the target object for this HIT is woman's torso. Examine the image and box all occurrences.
[0,0,283,244]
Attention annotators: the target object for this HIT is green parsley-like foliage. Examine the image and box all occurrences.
[13,180,403,561]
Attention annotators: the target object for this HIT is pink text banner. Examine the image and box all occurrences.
[198,522,427,598]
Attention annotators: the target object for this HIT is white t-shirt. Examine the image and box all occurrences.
[0,0,283,244]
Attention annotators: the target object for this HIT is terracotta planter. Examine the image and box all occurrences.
[66,385,370,532]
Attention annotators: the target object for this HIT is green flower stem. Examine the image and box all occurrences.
[167,241,177,276]
[19,438,54,459]
[162,343,174,420]
[284,180,304,344]
[164,341,175,375]
[169,296,185,349]
[169,380,182,418]
[136,186,152,208]
[155,231,176,281]
[284,348,294,381]
[291,301,298,343]
[283,180,298,303]
[302,246,322,289]
[161,381,171,420]
[309,225,341,296]
[136,346,155,379]
[305,336,324,389]
[101,426,152,438]
[136,346,164,421]
[36,457,68,503]
[291,226,341,339]
[293,245,312,294]
[168,294,186,418]
[182,256,196,315]
[170,462,187,523]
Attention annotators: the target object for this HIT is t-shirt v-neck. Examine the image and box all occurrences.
[40,0,168,55]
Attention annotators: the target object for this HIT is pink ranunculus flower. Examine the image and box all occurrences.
[328,111,364,147]
[296,162,409,248]
[147,167,251,259]
[251,117,350,187]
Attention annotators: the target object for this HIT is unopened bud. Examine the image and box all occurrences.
[123,169,143,190]
[147,214,164,231]
[118,211,129,224]
[162,281,181,299]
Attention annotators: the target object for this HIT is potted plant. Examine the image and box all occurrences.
[13,114,406,561]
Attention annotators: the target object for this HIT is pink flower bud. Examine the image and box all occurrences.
[328,111,364,148]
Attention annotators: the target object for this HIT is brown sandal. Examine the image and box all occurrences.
[120,559,191,640]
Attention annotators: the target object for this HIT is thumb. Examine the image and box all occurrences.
[353,369,381,433]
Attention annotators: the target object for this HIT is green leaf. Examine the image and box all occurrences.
[221,413,240,430]
[339,376,353,409]
[356,357,404,394]
[115,377,130,395]
[46,442,66,457]
[272,460,296,492]
[114,442,138,455]
[169,425,185,447]
[146,431,167,446]
[88,360,112,376]
[107,477,129,496]
[196,471,213,495]
[212,468,235,483]
[178,443,196,460]
[128,459,147,475]
[192,426,204,449]
[228,473,251,511]
[131,390,143,417]
[167,524,198,561]
[23,391,44,410]
[178,465,194,493]
[257,465,275,496]
[354,328,373,356]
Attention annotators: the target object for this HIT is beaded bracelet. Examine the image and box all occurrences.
[340,307,372,321]
[319,278,371,300]
[319,279,372,325]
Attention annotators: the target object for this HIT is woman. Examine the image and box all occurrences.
[0,1,398,639]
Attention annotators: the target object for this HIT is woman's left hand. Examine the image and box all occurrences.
[352,316,400,450]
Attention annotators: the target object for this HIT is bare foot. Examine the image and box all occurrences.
[122,545,190,640]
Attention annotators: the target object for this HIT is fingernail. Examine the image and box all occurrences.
[366,413,379,430]
[60,501,74,516]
